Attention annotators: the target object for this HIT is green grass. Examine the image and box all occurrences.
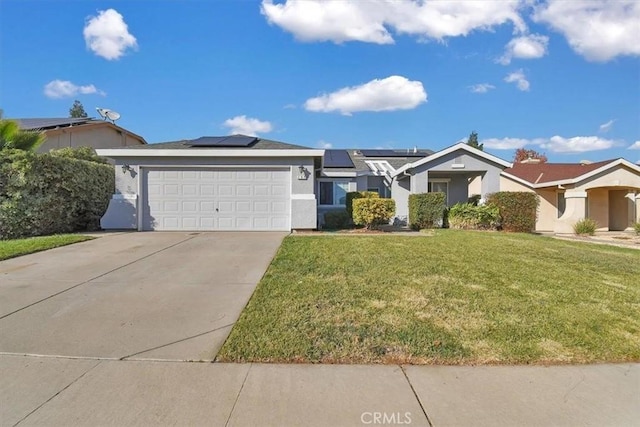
[218,230,640,365]
[0,234,93,261]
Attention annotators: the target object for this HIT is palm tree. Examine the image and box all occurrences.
[0,113,46,151]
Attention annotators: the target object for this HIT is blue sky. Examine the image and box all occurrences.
[1,0,639,163]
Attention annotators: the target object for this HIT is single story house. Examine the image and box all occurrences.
[502,158,640,233]
[97,137,514,231]
[16,117,146,152]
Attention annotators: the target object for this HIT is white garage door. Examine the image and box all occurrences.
[143,167,290,231]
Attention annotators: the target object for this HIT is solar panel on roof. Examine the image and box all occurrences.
[324,150,355,168]
[185,135,258,147]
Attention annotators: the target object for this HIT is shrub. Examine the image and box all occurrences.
[346,191,379,219]
[322,210,351,230]
[573,218,598,236]
[50,146,108,164]
[634,222,640,235]
[468,194,482,206]
[408,193,446,230]
[0,149,114,239]
[352,198,395,230]
[486,192,539,233]
[448,203,500,230]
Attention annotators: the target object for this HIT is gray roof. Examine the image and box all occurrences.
[14,117,98,130]
[325,149,434,173]
[122,136,311,150]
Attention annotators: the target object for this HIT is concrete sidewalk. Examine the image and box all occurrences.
[2,355,637,426]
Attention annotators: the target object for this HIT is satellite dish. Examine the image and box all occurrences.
[96,107,121,124]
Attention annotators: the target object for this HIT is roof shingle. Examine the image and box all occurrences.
[504,159,615,184]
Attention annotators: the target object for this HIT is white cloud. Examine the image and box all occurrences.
[469,83,496,94]
[534,0,640,62]
[44,80,106,99]
[261,0,526,44]
[540,136,617,153]
[223,115,273,136]
[599,119,615,133]
[629,141,640,150]
[304,75,427,115]
[498,34,549,65]
[83,9,137,60]
[317,140,333,149]
[482,135,617,152]
[504,69,530,91]
[482,137,533,150]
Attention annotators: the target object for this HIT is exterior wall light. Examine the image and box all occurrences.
[298,165,309,180]
[122,164,133,174]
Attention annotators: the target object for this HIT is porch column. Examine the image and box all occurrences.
[635,192,640,224]
[554,190,587,234]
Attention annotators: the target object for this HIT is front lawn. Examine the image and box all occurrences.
[218,231,640,365]
[0,234,93,261]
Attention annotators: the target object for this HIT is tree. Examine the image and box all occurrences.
[0,113,46,151]
[69,100,88,118]
[466,131,483,151]
[514,148,548,163]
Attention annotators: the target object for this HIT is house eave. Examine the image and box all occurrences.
[96,148,325,158]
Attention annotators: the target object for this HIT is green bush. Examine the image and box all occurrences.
[346,191,379,219]
[50,146,108,164]
[352,198,395,230]
[573,218,598,236]
[408,193,446,230]
[448,202,500,230]
[486,192,539,233]
[634,222,640,235]
[0,148,114,239]
[322,210,351,230]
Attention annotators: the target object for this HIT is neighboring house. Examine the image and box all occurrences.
[15,117,146,152]
[502,159,640,233]
[96,135,323,231]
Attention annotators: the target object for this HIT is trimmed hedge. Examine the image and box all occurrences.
[409,192,446,230]
[352,198,395,229]
[346,191,379,219]
[0,148,114,239]
[448,202,500,230]
[486,191,539,233]
[322,210,351,230]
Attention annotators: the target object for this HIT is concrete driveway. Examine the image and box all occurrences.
[0,232,286,361]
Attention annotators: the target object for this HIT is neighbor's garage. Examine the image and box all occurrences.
[143,167,291,231]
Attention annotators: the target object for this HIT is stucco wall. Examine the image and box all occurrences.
[587,188,608,231]
[499,176,556,231]
[39,125,144,153]
[412,151,504,202]
[392,177,411,223]
[576,165,640,190]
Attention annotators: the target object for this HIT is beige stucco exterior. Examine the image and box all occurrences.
[501,162,640,233]
[38,122,146,153]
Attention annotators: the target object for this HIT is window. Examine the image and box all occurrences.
[428,180,449,204]
[557,192,566,218]
[319,181,350,205]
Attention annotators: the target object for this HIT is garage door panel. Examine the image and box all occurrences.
[144,168,290,231]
